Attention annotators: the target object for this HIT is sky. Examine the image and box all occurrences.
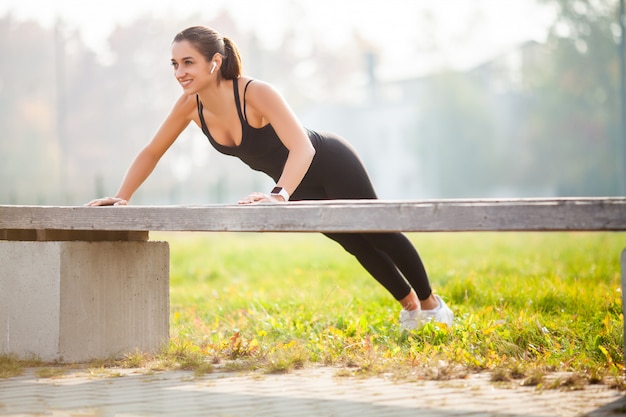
[0,0,556,79]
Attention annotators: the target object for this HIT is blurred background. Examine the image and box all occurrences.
[0,0,624,204]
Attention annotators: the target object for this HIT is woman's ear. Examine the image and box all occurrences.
[211,53,223,70]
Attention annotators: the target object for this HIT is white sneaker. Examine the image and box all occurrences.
[399,295,454,330]
[399,307,424,330]
[421,295,454,327]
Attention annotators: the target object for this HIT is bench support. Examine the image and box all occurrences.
[0,240,169,362]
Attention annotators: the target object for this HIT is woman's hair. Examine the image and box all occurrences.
[172,26,242,80]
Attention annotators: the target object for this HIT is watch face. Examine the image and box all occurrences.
[271,187,283,194]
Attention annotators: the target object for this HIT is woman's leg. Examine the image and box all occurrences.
[361,233,432,299]
[323,232,412,300]
[295,132,452,325]
[324,232,439,311]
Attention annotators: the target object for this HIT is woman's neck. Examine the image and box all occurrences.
[196,79,233,115]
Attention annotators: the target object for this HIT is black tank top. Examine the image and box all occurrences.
[196,79,378,200]
[197,79,293,182]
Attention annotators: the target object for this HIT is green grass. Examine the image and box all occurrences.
[2,231,623,388]
[156,231,625,386]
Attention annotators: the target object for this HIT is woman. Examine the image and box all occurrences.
[87,26,453,329]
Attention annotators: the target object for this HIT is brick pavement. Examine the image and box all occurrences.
[0,367,625,417]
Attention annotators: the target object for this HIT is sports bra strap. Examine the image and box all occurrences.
[233,78,254,123]
[196,94,209,136]
[243,79,254,121]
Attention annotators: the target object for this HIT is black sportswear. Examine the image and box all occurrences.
[196,79,432,301]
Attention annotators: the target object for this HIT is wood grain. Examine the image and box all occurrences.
[1,198,625,239]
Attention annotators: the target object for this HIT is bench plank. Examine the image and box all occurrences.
[1,198,625,234]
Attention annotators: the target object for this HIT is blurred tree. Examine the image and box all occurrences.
[526,0,621,195]
[416,71,502,197]
[0,16,59,203]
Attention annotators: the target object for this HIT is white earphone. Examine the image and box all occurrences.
[210,62,217,74]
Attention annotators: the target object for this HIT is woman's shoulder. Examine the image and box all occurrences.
[238,77,283,102]
[171,93,199,120]
[174,92,199,108]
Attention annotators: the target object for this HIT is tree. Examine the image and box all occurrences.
[526,0,621,195]
[0,16,59,203]
[415,71,503,197]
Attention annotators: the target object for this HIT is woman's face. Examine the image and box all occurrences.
[170,40,214,94]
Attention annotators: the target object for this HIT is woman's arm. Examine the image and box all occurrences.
[86,94,196,206]
[239,80,315,203]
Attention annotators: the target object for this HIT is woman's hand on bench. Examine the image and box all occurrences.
[238,192,286,205]
[84,197,129,207]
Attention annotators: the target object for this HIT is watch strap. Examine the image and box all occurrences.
[270,186,290,201]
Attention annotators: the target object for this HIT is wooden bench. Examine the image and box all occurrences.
[1,198,625,363]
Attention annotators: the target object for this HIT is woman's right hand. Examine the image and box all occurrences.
[84,197,128,206]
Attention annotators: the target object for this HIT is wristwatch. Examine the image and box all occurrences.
[270,186,290,201]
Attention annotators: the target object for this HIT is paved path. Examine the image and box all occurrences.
[0,367,625,417]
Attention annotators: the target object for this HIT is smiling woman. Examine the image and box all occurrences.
[171,29,243,91]
[84,24,454,331]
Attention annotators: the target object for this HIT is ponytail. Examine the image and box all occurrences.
[221,37,243,80]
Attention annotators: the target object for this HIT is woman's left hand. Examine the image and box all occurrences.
[238,192,285,204]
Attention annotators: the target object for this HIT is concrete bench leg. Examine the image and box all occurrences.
[0,241,169,363]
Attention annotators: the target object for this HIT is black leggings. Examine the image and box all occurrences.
[323,232,432,301]
[290,132,433,301]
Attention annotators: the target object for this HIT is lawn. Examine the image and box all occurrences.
[1,231,622,386]
[159,231,625,387]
